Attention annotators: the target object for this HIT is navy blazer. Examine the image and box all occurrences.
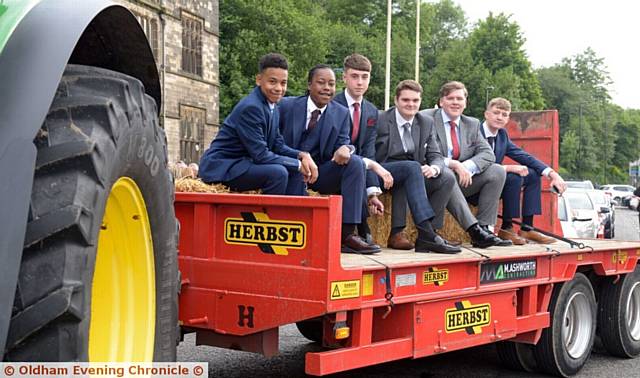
[482,126,548,175]
[199,86,300,183]
[333,92,379,188]
[278,95,351,164]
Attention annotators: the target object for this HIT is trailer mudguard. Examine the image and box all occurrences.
[0,0,160,353]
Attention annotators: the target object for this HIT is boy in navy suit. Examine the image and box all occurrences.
[482,97,567,244]
[199,53,317,194]
[279,64,380,254]
[333,54,392,246]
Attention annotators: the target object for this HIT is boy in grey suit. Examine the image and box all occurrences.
[420,81,511,247]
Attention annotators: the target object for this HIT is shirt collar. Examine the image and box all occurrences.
[344,90,361,108]
[441,110,460,126]
[482,122,498,137]
[307,96,327,115]
[395,108,414,127]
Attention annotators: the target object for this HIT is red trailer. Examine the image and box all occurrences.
[175,192,640,377]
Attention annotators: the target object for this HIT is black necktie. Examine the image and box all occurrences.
[487,136,496,150]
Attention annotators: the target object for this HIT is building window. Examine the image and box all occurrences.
[132,12,159,61]
[182,12,203,76]
[180,105,205,164]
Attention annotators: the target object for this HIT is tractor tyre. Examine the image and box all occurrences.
[4,65,179,362]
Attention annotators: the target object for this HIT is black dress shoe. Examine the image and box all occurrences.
[467,224,500,248]
[415,235,462,254]
[480,225,513,247]
[341,234,381,254]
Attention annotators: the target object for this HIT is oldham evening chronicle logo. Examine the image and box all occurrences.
[480,259,537,284]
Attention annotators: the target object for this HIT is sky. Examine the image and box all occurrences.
[449,0,638,109]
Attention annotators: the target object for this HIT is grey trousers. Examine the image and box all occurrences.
[447,163,506,229]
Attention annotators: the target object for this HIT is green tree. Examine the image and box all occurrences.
[466,12,544,115]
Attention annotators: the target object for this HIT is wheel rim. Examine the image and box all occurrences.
[89,177,156,361]
[562,292,593,359]
[626,282,640,341]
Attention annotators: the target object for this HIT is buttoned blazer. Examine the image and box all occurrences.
[376,107,444,170]
[199,86,300,183]
[481,127,548,175]
[278,95,351,164]
[333,92,379,188]
[420,108,495,173]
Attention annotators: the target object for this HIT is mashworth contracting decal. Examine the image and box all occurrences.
[224,212,306,255]
[445,300,491,335]
[480,259,537,284]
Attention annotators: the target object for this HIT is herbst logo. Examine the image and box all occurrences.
[224,212,306,255]
[423,267,449,286]
[445,300,491,335]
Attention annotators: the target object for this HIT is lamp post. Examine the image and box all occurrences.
[485,86,495,107]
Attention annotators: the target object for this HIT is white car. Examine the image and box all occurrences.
[558,191,600,239]
[599,184,636,205]
[630,196,639,211]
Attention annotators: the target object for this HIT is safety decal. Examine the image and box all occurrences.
[445,300,491,335]
[330,280,360,300]
[224,212,306,255]
[423,267,449,286]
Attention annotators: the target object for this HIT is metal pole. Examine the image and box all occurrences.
[603,100,607,184]
[578,104,583,176]
[384,0,392,110]
[415,0,420,82]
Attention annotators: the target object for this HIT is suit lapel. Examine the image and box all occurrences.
[434,110,448,156]
[357,100,367,150]
[389,113,403,154]
[411,117,421,161]
[319,102,333,159]
[291,96,307,148]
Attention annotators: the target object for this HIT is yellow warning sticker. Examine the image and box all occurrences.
[362,274,374,296]
[330,280,360,300]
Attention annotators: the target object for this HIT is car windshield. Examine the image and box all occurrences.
[566,181,594,189]
[566,193,594,210]
[588,192,607,205]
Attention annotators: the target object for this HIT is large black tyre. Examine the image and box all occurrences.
[533,273,597,377]
[4,65,178,361]
[597,267,640,357]
[295,318,323,343]
[496,340,537,372]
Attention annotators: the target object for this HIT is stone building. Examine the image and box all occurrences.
[115,0,219,164]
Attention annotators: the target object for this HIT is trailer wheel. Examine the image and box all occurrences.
[496,341,537,372]
[4,65,178,361]
[533,273,596,377]
[296,318,323,343]
[597,267,640,357]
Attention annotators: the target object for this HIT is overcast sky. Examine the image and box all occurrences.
[449,0,637,109]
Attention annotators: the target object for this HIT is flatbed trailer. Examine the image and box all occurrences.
[175,192,640,377]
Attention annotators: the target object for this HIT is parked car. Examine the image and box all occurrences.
[558,191,600,239]
[566,180,595,190]
[599,184,636,205]
[586,190,614,238]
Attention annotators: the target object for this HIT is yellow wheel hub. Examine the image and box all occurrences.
[89,177,156,361]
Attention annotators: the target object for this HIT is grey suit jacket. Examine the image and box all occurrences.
[420,108,495,173]
[376,107,444,171]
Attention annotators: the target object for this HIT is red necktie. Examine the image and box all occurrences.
[449,120,460,160]
[307,109,321,131]
[351,102,360,141]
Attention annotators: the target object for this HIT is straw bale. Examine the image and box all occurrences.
[368,193,476,246]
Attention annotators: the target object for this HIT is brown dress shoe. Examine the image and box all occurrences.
[341,234,381,254]
[387,232,415,250]
[498,228,527,245]
[519,229,556,244]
